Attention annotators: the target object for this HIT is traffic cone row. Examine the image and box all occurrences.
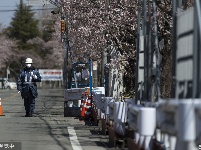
[80,91,93,120]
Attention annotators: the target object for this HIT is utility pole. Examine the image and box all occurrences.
[65,14,69,89]
[62,0,70,89]
[49,0,69,89]
[61,7,69,89]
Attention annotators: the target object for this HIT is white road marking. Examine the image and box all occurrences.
[68,126,83,150]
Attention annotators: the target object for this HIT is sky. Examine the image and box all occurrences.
[0,0,20,27]
[0,0,54,28]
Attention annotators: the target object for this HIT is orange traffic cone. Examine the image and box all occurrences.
[85,91,89,96]
[85,95,92,119]
[0,98,5,116]
[80,97,87,120]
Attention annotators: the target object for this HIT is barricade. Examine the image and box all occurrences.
[127,104,156,150]
[101,97,114,135]
[64,88,85,117]
[99,97,201,149]
[92,89,105,125]
[108,101,130,147]
[64,100,80,117]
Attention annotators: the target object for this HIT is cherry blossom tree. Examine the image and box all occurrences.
[0,0,195,97]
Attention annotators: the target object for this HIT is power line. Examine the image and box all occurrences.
[0,6,17,7]
[0,7,56,12]
[0,5,52,7]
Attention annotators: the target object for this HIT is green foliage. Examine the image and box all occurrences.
[7,0,40,44]
[42,22,55,42]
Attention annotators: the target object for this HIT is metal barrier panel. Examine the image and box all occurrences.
[176,8,194,98]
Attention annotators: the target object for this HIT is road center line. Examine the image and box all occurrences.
[67,126,83,150]
[4,93,18,101]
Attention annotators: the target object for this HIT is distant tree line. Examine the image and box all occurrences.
[0,0,63,79]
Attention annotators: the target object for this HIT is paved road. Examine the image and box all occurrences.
[0,89,119,150]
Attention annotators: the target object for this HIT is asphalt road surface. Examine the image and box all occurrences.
[0,89,120,150]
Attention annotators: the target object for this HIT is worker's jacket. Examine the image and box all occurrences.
[17,66,41,99]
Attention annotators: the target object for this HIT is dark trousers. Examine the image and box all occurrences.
[24,97,35,113]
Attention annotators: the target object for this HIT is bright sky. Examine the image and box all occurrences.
[0,0,54,28]
[0,0,20,27]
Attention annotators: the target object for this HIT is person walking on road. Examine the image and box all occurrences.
[17,58,41,117]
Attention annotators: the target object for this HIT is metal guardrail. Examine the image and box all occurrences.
[92,1,201,150]
[96,96,201,150]
[66,86,201,150]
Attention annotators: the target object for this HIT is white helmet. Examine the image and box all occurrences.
[25,58,33,64]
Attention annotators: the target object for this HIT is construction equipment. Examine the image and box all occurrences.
[70,62,90,88]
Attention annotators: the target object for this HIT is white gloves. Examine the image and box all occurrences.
[18,91,21,93]
[33,75,37,79]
